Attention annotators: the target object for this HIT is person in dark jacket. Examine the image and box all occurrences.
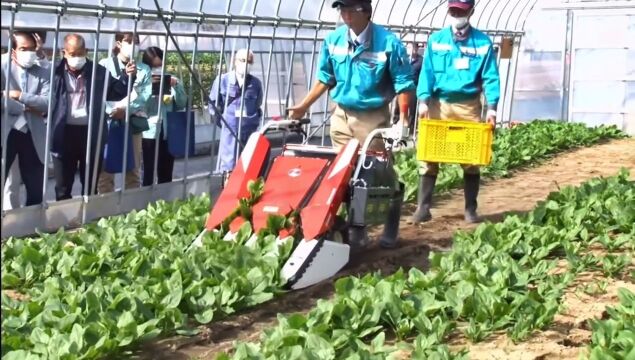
[50,33,136,200]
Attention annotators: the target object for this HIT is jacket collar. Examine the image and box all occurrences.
[228,71,254,87]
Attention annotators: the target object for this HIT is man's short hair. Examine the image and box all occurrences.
[64,33,86,50]
[11,31,36,50]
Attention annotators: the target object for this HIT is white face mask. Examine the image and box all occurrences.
[66,56,86,70]
[16,50,38,68]
[449,16,469,30]
[120,42,138,60]
[151,67,163,75]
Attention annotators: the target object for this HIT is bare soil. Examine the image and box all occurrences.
[137,138,635,360]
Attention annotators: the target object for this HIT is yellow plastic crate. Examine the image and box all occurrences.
[416,119,493,165]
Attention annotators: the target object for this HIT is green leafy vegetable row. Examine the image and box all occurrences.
[222,169,635,359]
[395,120,626,201]
[587,288,635,360]
[1,189,296,359]
[0,120,628,359]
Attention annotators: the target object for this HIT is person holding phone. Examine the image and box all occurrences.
[140,46,186,186]
[97,32,151,193]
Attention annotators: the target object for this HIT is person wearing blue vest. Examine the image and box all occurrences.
[288,0,415,249]
[411,0,500,224]
[209,49,263,173]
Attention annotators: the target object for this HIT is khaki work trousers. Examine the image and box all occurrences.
[420,97,483,176]
[97,133,143,193]
[329,104,391,151]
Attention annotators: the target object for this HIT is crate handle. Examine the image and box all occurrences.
[448,126,466,131]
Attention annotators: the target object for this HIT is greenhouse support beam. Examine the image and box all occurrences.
[1,6,16,215]
[151,0,176,189]
[40,5,63,211]
[0,1,525,37]
[561,9,574,122]
[117,0,142,202]
[210,0,232,173]
[81,0,106,224]
[541,1,635,11]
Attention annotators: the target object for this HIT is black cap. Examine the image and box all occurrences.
[332,0,371,8]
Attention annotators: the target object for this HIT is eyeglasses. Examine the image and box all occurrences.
[337,6,364,14]
[236,58,253,64]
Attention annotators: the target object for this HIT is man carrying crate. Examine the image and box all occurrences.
[288,0,415,248]
[410,0,500,224]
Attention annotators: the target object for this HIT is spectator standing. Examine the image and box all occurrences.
[97,32,151,193]
[208,49,263,173]
[1,31,50,206]
[50,33,136,200]
[3,30,49,209]
[140,46,187,186]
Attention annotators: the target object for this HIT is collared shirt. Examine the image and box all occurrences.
[64,69,89,125]
[349,23,371,49]
[99,56,151,117]
[316,23,415,111]
[417,26,500,108]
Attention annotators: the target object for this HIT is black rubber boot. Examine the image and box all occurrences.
[464,173,481,223]
[379,192,403,249]
[408,175,436,224]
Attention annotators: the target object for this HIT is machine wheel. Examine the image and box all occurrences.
[326,216,349,244]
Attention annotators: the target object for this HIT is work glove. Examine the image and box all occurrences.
[418,101,429,119]
[486,109,497,128]
[390,118,410,142]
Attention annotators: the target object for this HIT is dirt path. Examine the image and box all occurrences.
[137,138,635,360]
[447,268,635,360]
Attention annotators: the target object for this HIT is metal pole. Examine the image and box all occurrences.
[320,92,329,146]
[476,0,495,28]
[260,0,283,126]
[304,23,322,139]
[210,0,231,174]
[151,8,173,188]
[283,0,308,114]
[40,4,63,209]
[506,37,522,124]
[561,9,574,122]
[1,6,16,215]
[182,0,206,197]
[372,0,382,22]
[273,51,284,116]
[257,50,267,119]
[90,14,120,199]
[386,0,398,25]
[497,40,512,126]
[303,0,328,140]
[81,0,105,224]
[234,0,260,162]
[119,0,142,204]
